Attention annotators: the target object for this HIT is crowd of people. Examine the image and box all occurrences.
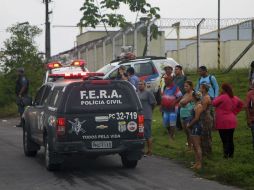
[115,63,254,170]
[15,61,254,170]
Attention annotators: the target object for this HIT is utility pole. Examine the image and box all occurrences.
[172,22,180,63]
[197,18,205,70]
[217,0,221,70]
[43,0,52,62]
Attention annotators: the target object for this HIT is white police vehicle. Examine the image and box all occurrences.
[97,56,179,102]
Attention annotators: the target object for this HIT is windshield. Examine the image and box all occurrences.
[51,66,88,74]
[96,64,116,74]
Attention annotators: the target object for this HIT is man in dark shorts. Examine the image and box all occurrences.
[137,80,157,156]
[15,67,29,127]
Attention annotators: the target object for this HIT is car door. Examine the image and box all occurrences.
[34,85,52,142]
[133,61,156,90]
[29,86,46,140]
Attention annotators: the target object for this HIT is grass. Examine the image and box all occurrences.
[152,69,254,190]
[0,103,19,118]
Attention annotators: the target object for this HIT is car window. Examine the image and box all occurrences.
[96,64,115,74]
[154,59,178,75]
[108,68,118,79]
[134,61,154,77]
[34,86,46,106]
[108,65,131,79]
[48,87,64,108]
[41,86,52,105]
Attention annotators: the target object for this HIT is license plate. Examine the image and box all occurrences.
[91,141,112,149]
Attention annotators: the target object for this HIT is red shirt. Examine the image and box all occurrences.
[212,94,243,129]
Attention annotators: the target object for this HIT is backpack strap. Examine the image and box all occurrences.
[209,75,215,95]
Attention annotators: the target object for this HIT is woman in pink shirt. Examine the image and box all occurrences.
[212,83,243,158]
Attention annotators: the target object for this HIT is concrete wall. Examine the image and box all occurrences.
[77,31,114,46]
[168,40,254,70]
[77,31,165,71]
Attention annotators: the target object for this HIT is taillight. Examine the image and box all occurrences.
[137,115,144,138]
[56,117,66,136]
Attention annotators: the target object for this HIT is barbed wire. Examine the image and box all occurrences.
[157,18,253,29]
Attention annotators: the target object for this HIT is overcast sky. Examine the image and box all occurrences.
[0,0,253,55]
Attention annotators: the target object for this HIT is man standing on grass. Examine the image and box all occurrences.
[195,66,219,100]
[137,80,157,156]
[161,75,182,142]
[127,67,139,89]
[174,65,187,130]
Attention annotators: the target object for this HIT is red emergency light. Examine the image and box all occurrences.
[71,59,86,67]
[47,61,62,70]
[48,72,104,80]
[64,72,88,79]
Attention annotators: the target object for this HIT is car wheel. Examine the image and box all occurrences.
[44,137,61,171]
[121,155,138,169]
[23,122,38,157]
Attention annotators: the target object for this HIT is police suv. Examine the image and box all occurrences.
[22,73,145,171]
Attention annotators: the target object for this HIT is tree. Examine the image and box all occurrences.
[0,22,42,72]
[79,0,160,28]
[79,0,161,56]
[0,22,44,107]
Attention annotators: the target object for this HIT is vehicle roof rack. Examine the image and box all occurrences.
[110,56,167,63]
[135,56,167,60]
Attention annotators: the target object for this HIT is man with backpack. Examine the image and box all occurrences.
[246,81,254,150]
[195,66,219,100]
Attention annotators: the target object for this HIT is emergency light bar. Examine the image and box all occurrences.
[71,59,86,67]
[48,72,104,80]
[47,61,62,70]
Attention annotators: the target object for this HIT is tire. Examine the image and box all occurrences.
[121,156,138,169]
[23,123,38,157]
[44,137,61,171]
